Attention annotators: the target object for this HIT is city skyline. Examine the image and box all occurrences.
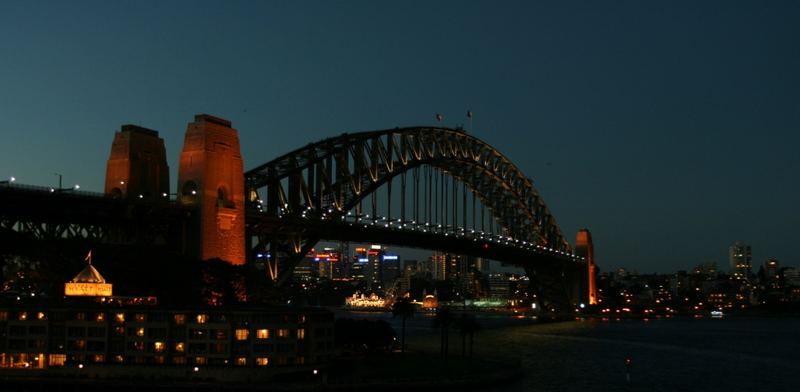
[1,1,798,273]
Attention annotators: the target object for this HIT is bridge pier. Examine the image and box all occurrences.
[177,114,246,265]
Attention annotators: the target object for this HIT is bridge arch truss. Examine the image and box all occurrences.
[245,127,571,271]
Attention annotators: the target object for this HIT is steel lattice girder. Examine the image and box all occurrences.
[245,127,571,252]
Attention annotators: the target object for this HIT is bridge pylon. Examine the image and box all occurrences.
[575,228,598,305]
[104,125,169,200]
[177,114,246,265]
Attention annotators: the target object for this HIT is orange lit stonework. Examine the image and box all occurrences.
[104,125,169,199]
[177,114,245,265]
[576,229,598,305]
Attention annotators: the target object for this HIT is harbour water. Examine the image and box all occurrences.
[338,310,800,391]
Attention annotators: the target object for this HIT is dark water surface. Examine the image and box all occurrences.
[338,310,800,391]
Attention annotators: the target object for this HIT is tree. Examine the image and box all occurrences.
[432,306,455,360]
[456,313,480,359]
[392,296,415,353]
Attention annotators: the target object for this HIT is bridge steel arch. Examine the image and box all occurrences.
[244,127,575,286]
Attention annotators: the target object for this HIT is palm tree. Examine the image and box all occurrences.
[456,313,480,359]
[432,306,455,360]
[392,296,415,353]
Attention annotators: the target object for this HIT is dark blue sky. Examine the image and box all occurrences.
[1,1,798,273]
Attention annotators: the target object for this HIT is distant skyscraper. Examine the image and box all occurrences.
[729,241,752,279]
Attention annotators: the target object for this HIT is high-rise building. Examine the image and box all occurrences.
[381,253,400,286]
[349,247,368,281]
[488,273,510,301]
[364,245,384,290]
[729,241,752,279]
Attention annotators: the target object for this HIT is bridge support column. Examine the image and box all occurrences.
[105,125,169,200]
[177,114,245,265]
[575,228,598,305]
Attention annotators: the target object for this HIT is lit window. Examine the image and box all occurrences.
[136,327,145,337]
[19,312,28,321]
[38,312,47,320]
[195,357,207,365]
[114,355,124,363]
[196,314,207,324]
[299,315,307,323]
[135,314,146,322]
[297,328,305,340]
[95,313,105,322]
[175,342,185,353]
[277,329,289,338]
[154,341,165,353]
[0,311,7,321]
[256,329,270,339]
[235,329,249,341]
[114,326,124,336]
[235,357,247,366]
[75,312,86,321]
[93,355,105,363]
[48,354,67,367]
[256,357,269,366]
[75,340,86,350]
[115,313,125,323]
[153,356,165,364]
[174,314,186,325]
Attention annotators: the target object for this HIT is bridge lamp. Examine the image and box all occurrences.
[74,184,80,190]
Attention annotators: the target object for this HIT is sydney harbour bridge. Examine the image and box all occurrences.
[0,114,597,310]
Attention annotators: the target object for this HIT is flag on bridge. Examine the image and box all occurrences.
[435,113,443,122]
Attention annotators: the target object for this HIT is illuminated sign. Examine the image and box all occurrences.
[370,245,382,250]
[367,251,379,255]
[64,283,113,297]
[358,258,369,263]
[355,247,367,252]
[382,255,398,260]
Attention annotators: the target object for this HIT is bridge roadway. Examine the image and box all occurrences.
[0,184,194,255]
[246,212,582,268]
[0,183,585,309]
[1,183,581,266]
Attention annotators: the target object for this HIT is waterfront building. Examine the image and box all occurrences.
[729,241,752,279]
[0,304,334,370]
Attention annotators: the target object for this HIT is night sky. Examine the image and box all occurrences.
[1,1,798,274]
